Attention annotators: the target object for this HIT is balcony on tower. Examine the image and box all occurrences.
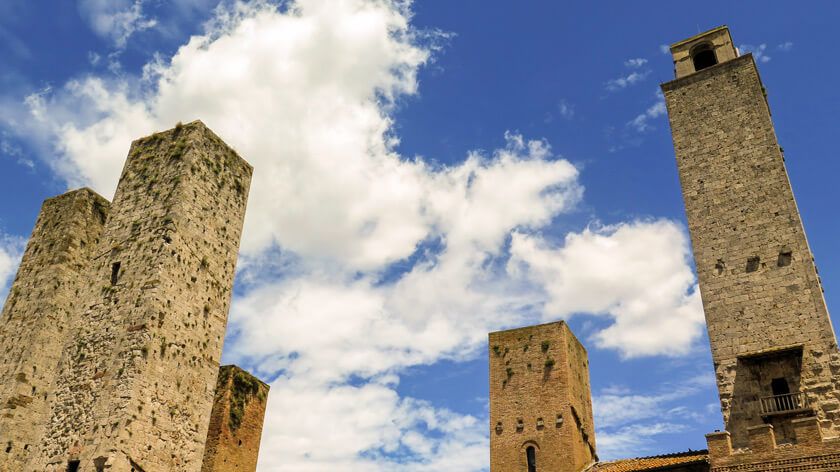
[730,345,816,445]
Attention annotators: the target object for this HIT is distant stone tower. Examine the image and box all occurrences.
[0,189,108,470]
[489,321,596,472]
[663,26,840,448]
[22,121,254,471]
[201,366,269,472]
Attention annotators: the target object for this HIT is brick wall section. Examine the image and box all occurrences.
[201,365,269,472]
[489,321,596,472]
[663,52,840,447]
[30,121,253,471]
[0,189,109,472]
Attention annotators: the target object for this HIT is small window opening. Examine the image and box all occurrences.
[715,259,726,275]
[67,461,81,472]
[526,446,537,472]
[746,256,760,273]
[778,250,792,267]
[692,43,718,71]
[5,442,11,453]
[111,262,121,285]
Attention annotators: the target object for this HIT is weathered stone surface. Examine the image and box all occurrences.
[489,321,596,472]
[663,26,840,450]
[201,365,269,472]
[15,121,255,471]
[0,189,109,472]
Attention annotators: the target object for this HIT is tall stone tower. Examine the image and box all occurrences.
[489,321,596,472]
[0,189,109,470]
[663,26,840,448]
[25,121,253,471]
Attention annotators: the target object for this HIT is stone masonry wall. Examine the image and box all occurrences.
[489,321,596,472]
[0,189,109,472]
[663,54,840,447]
[31,121,253,472]
[201,365,269,472]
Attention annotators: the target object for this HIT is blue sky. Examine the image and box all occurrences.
[1,1,839,470]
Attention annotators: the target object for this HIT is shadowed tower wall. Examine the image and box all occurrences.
[663,26,840,448]
[489,321,596,472]
[0,189,109,471]
[31,121,253,471]
[201,365,270,472]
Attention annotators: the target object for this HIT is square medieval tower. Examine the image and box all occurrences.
[662,26,840,449]
[489,321,596,472]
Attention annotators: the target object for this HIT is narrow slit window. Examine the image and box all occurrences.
[111,262,121,285]
[67,461,81,472]
[526,446,537,472]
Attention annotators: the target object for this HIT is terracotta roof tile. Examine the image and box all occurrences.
[588,450,709,472]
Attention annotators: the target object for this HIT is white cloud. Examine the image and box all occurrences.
[740,43,771,63]
[0,234,24,299]
[593,374,717,459]
[628,91,666,133]
[78,0,158,48]
[558,99,575,119]
[659,44,671,55]
[605,70,650,91]
[258,377,488,471]
[777,41,794,52]
[624,58,648,68]
[596,422,687,459]
[508,219,705,358]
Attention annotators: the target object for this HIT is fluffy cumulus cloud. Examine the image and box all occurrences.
[2,0,706,469]
[508,219,704,358]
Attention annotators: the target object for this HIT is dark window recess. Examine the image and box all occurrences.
[771,377,791,396]
[715,259,726,275]
[111,262,121,285]
[526,446,537,472]
[5,442,11,453]
[692,43,718,71]
[67,461,81,472]
[746,256,760,273]
[778,250,792,267]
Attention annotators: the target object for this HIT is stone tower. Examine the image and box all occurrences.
[0,189,109,470]
[489,321,596,472]
[201,365,270,472]
[663,26,840,448]
[23,121,253,471]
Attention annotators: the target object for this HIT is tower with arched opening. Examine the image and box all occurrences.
[663,25,840,455]
[489,321,596,472]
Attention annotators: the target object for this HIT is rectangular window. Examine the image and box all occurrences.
[111,262,121,285]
